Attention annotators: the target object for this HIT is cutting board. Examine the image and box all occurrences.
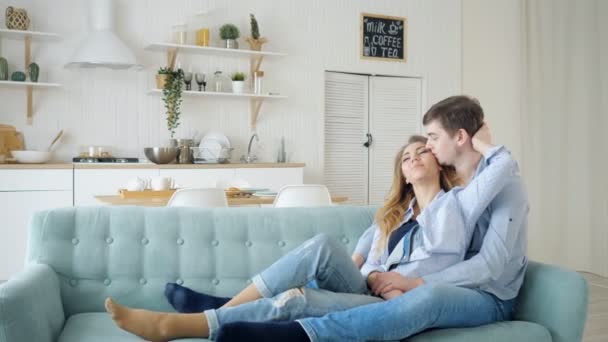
[0,125,25,162]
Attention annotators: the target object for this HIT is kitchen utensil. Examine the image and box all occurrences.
[11,150,52,164]
[47,130,64,151]
[126,177,148,191]
[79,145,112,158]
[217,146,233,163]
[150,177,175,191]
[199,131,231,148]
[197,140,222,160]
[0,125,24,160]
[144,147,179,164]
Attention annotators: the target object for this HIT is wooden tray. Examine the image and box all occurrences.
[119,189,177,199]
[224,188,254,198]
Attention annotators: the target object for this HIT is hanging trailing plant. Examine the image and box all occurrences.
[162,68,184,138]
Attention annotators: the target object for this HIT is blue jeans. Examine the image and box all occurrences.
[204,234,383,339]
[204,234,515,341]
[298,285,516,342]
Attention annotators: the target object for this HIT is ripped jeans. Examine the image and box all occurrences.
[204,233,383,339]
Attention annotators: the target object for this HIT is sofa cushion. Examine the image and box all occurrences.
[57,312,209,342]
[27,206,376,316]
[57,313,550,342]
[408,321,551,341]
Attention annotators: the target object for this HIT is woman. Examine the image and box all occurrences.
[105,132,515,341]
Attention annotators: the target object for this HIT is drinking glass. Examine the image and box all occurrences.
[195,73,206,91]
[184,72,193,91]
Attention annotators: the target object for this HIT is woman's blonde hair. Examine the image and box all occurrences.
[374,135,460,252]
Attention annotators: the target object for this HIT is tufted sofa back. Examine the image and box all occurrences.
[26,206,376,317]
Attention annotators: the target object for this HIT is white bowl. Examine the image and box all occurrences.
[11,150,52,164]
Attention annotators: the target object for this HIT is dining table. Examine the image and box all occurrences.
[94,194,349,207]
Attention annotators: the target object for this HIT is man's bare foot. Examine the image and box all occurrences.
[105,298,171,342]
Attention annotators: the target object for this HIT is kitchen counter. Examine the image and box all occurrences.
[74,162,305,169]
[0,163,305,169]
[0,163,73,169]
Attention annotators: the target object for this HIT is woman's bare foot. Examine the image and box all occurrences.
[105,298,170,342]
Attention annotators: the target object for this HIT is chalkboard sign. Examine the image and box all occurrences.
[360,13,407,62]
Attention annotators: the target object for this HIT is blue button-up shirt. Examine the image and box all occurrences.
[358,146,524,298]
[421,148,529,300]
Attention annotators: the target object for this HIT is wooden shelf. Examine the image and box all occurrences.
[149,89,286,129]
[147,89,286,99]
[0,29,61,41]
[146,42,287,130]
[0,29,61,124]
[0,81,61,88]
[144,42,287,57]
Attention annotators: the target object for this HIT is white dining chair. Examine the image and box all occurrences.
[167,188,228,207]
[273,184,333,208]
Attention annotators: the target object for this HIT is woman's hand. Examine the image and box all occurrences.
[472,122,494,154]
[369,272,424,296]
[380,289,404,300]
[351,254,365,269]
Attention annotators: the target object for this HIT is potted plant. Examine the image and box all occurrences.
[219,23,240,49]
[156,67,172,89]
[161,68,185,138]
[231,72,247,94]
[245,14,268,51]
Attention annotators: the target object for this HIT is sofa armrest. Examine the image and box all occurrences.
[0,263,65,342]
[515,261,588,342]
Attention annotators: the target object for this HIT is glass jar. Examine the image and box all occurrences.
[253,70,264,94]
[210,71,232,93]
[172,23,187,44]
[196,28,210,46]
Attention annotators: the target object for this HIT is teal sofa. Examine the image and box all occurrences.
[0,206,588,342]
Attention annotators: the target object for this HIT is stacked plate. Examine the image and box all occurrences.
[195,132,231,163]
[253,191,278,197]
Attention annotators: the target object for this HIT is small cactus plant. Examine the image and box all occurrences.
[11,71,26,82]
[28,62,39,82]
[250,14,260,40]
[0,57,8,80]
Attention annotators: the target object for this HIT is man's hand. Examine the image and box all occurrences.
[472,123,493,154]
[369,272,424,296]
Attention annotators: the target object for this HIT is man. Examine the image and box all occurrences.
[216,95,529,341]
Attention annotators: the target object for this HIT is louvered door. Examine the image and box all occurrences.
[368,76,422,205]
[324,72,422,205]
[324,72,369,205]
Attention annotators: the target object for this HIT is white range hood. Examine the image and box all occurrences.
[66,0,139,69]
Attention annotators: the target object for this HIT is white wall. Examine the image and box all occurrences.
[0,0,462,184]
[462,0,523,162]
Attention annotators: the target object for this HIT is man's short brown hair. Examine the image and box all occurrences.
[422,95,484,137]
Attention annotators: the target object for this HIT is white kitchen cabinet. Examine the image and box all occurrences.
[74,168,158,206]
[235,167,303,191]
[0,169,72,281]
[159,168,236,188]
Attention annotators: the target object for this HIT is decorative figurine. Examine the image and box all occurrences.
[11,71,26,82]
[28,62,39,82]
[5,6,30,30]
[0,57,8,80]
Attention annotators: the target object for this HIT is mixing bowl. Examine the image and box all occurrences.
[144,147,179,164]
[11,150,52,164]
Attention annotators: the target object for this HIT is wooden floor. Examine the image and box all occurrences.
[582,272,608,342]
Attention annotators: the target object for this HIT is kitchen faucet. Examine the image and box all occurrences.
[240,132,259,163]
